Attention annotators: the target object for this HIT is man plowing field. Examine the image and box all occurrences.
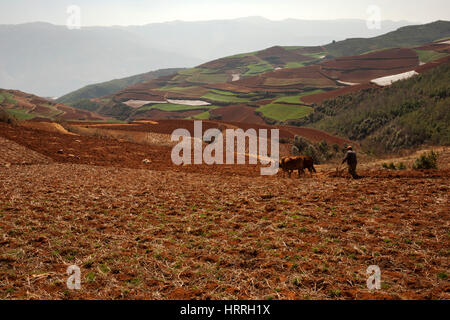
[342,146,359,179]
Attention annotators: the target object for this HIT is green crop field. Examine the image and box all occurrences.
[209,89,239,96]
[273,90,324,104]
[257,103,313,121]
[186,73,228,84]
[192,111,211,120]
[0,92,17,105]
[228,51,257,59]
[302,52,326,59]
[157,85,203,93]
[263,77,330,87]
[5,109,35,120]
[202,92,250,103]
[285,62,305,69]
[415,49,449,63]
[178,68,202,76]
[283,46,305,51]
[40,104,64,118]
[273,95,303,104]
[243,63,273,76]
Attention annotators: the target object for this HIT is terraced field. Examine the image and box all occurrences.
[0,89,110,122]
[53,38,450,124]
[257,104,313,122]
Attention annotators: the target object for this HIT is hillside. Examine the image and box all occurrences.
[57,68,184,105]
[325,20,450,57]
[0,89,111,121]
[0,18,412,96]
[86,40,449,124]
[299,63,450,153]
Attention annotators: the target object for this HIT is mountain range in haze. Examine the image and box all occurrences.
[0,17,414,97]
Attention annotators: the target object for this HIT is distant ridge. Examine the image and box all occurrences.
[325,20,450,57]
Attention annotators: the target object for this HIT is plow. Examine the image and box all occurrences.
[320,164,346,178]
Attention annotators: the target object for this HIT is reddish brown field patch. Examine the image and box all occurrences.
[321,48,419,83]
[0,161,448,300]
[0,122,449,300]
[210,105,266,124]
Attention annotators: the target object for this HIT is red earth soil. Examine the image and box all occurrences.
[415,56,450,73]
[135,109,207,120]
[0,159,448,300]
[56,105,106,121]
[210,105,266,125]
[74,119,352,146]
[205,83,257,94]
[113,90,165,102]
[414,43,450,53]
[255,46,312,63]
[1,121,448,300]
[0,89,108,121]
[0,122,263,177]
[220,121,353,146]
[320,48,419,83]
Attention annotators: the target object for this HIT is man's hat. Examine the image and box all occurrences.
[347,146,353,150]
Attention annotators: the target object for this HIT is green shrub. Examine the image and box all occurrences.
[388,162,396,170]
[0,109,18,125]
[383,162,407,170]
[396,162,407,170]
[293,136,310,152]
[412,151,438,170]
[292,136,341,164]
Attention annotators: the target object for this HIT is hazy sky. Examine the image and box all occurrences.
[0,0,449,26]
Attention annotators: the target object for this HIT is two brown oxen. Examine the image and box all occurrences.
[279,155,316,178]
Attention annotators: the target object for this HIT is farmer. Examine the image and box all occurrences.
[342,146,358,179]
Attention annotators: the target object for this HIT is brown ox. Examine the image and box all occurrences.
[297,155,317,175]
[280,156,304,178]
[280,155,316,178]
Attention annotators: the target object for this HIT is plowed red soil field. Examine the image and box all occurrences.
[235,65,338,89]
[71,119,351,146]
[415,43,450,53]
[255,46,312,63]
[321,49,419,83]
[415,56,450,73]
[0,122,448,300]
[134,109,206,120]
[210,105,266,124]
